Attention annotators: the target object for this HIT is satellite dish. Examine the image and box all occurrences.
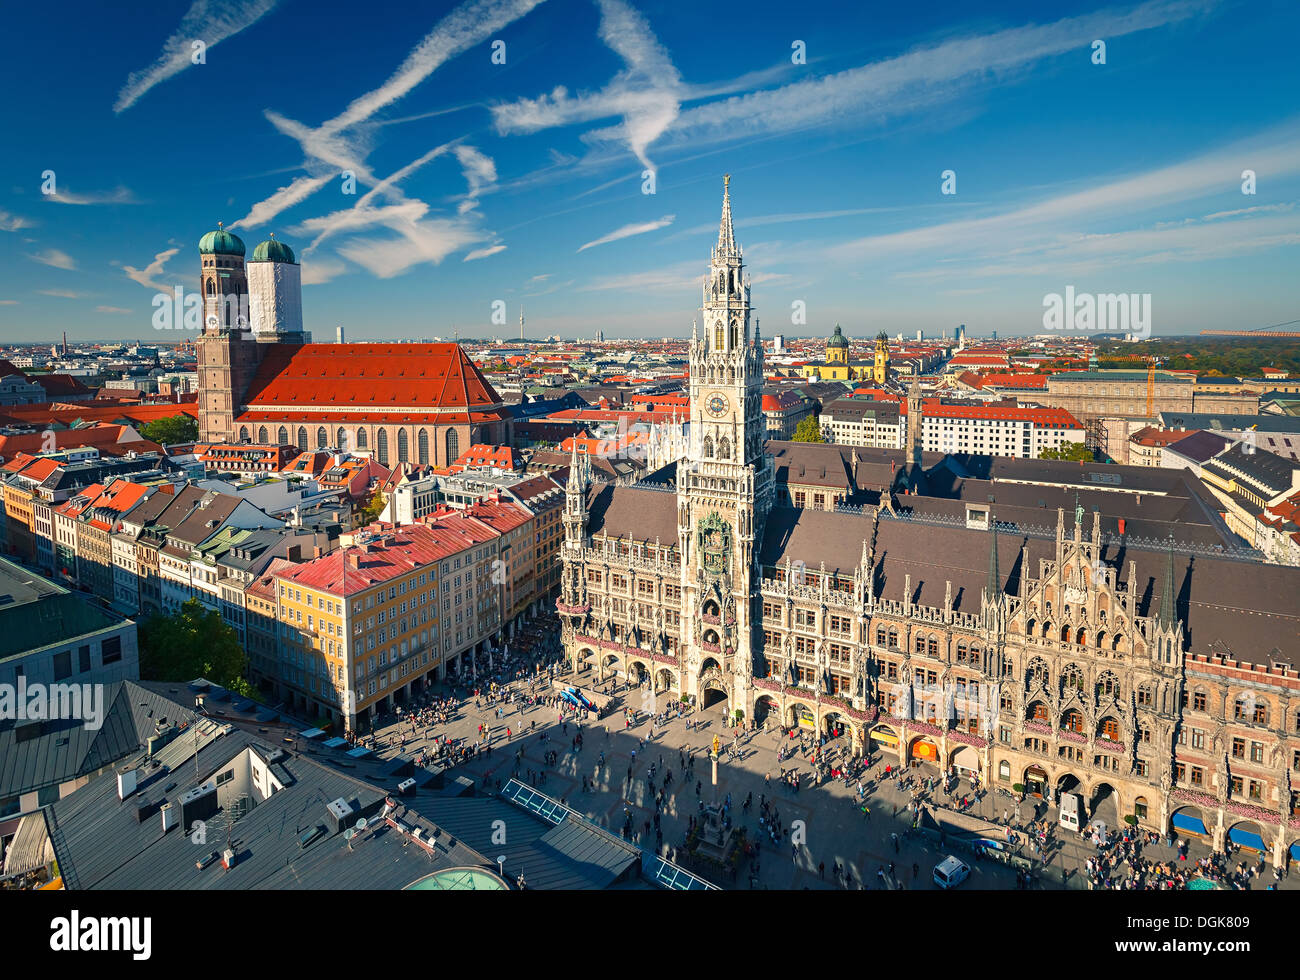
[355,817,368,831]
[344,829,356,841]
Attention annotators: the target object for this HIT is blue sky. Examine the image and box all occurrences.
[2,0,1298,343]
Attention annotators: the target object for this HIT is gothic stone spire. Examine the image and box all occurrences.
[717,174,737,255]
[1159,534,1177,628]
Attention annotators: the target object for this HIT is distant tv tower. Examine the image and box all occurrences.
[519,305,525,341]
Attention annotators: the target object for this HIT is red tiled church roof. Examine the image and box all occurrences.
[238,343,506,425]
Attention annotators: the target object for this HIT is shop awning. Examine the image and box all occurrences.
[910,741,937,760]
[1228,826,1266,852]
[870,730,899,746]
[1172,812,1208,835]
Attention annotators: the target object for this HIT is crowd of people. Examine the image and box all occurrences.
[1080,830,1283,891]
[350,626,1295,893]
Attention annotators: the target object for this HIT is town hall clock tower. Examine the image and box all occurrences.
[676,176,774,718]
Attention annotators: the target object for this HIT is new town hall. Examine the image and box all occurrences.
[558,178,1300,866]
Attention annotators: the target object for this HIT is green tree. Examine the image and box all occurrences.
[356,491,386,524]
[138,413,198,445]
[1039,442,1094,462]
[139,598,248,689]
[792,416,825,443]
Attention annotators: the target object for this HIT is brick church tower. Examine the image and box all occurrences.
[196,224,262,443]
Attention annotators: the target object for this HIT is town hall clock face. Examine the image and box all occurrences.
[706,393,729,417]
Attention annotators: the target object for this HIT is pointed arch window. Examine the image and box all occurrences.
[445,427,459,464]
[1061,663,1085,693]
[316,427,328,449]
[377,429,389,466]
[296,427,307,451]
[417,428,429,464]
[238,426,249,441]
[337,427,347,450]
[397,428,409,463]
[258,426,268,443]
[356,428,367,450]
[277,426,288,445]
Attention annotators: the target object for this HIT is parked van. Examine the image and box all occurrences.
[1059,791,1084,832]
[933,855,970,889]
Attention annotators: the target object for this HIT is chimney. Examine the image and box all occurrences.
[346,553,361,570]
[336,325,345,344]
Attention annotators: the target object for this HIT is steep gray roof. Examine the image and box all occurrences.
[585,483,680,545]
[757,507,1300,665]
[0,681,180,802]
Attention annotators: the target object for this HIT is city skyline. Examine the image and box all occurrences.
[2,0,1298,344]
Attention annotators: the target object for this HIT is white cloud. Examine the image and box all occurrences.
[301,257,347,285]
[337,218,484,278]
[834,125,1300,265]
[96,306,133,314]
[38,289,85,299]
[43,186,137,206]
[234,175,333,230]
[453,146,497,213]
[577,214,675,252]
[892,210,1300,281]
[0,300,19,306]
[114,0,280,113]
[578,259,699,292]
[465,244,507,261]
[122,247,181,293]
[321,0,547,134]
[587,1,1210,154]
[235,0,545,230]
[492,0,682,170]
[522,277,573,297]
[0,210,33,232]
[29,248,76,270]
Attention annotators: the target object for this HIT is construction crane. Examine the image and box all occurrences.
[1145,356,1163,419]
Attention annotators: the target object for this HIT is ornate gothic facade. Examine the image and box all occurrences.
[558,178,1300,867]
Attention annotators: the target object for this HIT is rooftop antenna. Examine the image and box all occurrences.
[193,696,204,784]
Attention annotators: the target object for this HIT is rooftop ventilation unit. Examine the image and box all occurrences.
[117,767,138,801]
[325,797,355,834]
[179,782,218,829]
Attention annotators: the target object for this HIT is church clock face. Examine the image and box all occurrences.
[706,393,729,418]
